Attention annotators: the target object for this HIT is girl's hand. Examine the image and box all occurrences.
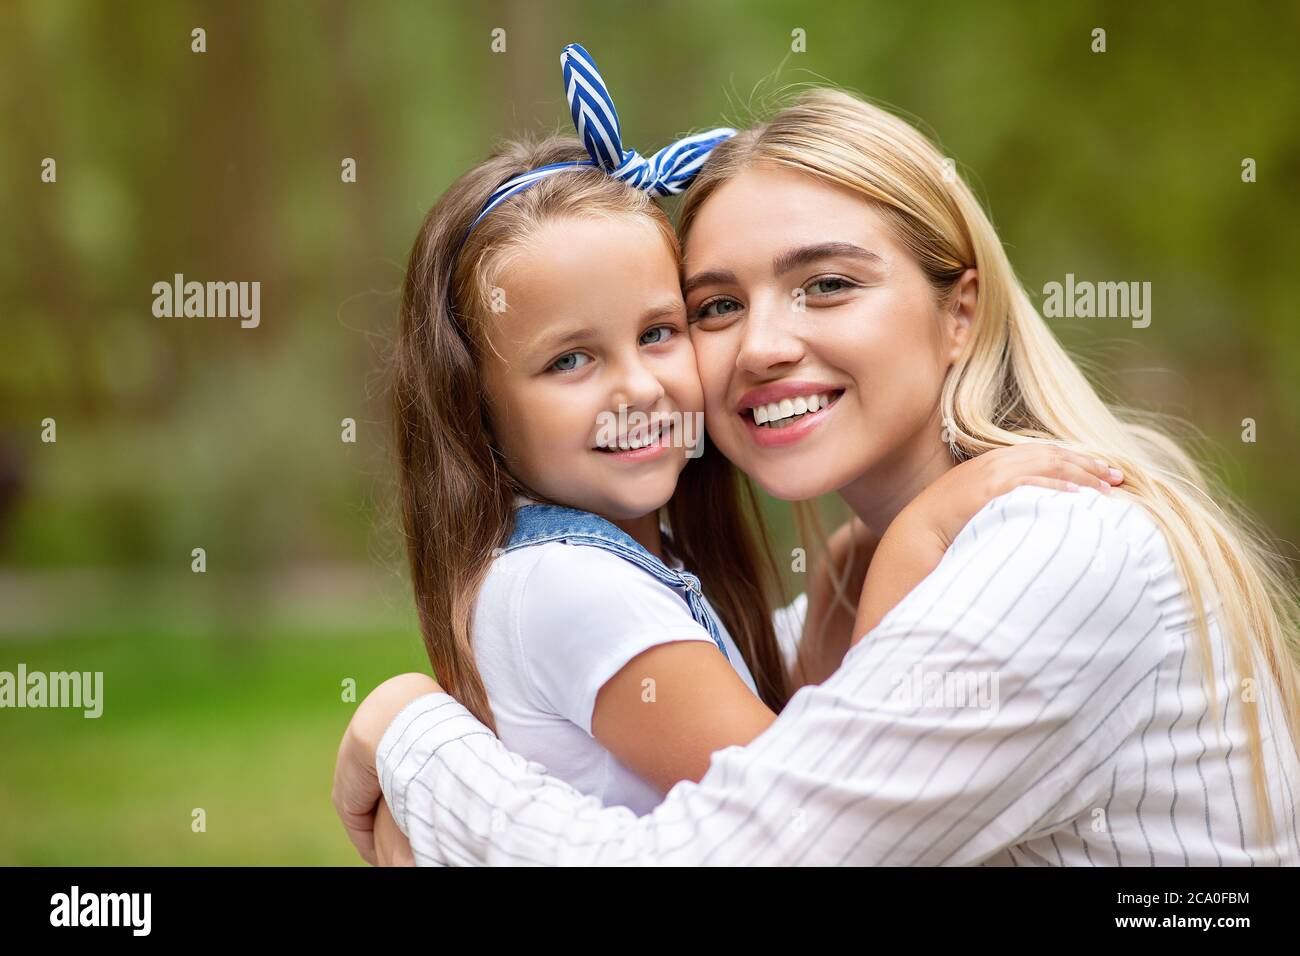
[332,672,442,865]
[908,444,1123,550]
[850,444,1123,646]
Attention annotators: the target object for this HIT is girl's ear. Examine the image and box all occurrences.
[943,268,978,365]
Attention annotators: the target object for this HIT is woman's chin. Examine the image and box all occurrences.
[748,469,844,503]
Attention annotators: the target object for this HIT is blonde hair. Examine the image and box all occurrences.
[679,88,1300,838]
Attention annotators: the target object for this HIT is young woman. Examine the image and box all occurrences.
[340,84,1300,865]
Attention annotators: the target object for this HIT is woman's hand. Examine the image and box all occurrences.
[374,797,416,867]
[850,444,1123,645]
[332,672,443,865]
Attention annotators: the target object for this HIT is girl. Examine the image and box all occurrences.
[377,45,1113,828]
[343,80,1300,866]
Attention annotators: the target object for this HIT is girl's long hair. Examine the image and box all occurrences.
[679,88,1300,839]
[393,135,790,732]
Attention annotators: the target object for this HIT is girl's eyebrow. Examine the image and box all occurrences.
[529,299,685,355]
[530,325,598,356]
[641,300,687,323]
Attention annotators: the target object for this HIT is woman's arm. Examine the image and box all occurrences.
[332,672,441,865]
[373,797,414,866]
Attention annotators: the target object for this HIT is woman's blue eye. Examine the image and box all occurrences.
[550,352,589,372]
[808,277,852,295]
[695,298,741,320]
[639,325,673,346]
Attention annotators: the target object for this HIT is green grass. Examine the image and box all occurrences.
[0,625,430,865]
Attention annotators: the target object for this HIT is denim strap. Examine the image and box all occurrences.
[505,504,729,660]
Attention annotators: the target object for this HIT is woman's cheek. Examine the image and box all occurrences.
[691,335,734,411]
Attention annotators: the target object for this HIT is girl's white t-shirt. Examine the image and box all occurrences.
[472,535,806,815]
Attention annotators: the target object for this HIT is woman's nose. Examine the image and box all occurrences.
[735,297,804,375]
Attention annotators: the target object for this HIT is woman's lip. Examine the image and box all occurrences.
[741,391,841,448]
[736,380,844,412]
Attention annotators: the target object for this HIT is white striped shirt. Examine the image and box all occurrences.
[376,485,1300,865]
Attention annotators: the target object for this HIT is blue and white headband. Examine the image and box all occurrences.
[467,43,735,233]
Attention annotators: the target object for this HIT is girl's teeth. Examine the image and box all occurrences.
[608,425,665,451]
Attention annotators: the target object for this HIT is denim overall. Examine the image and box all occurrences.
[505,503,730,661]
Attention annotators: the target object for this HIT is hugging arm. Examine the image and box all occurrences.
[365,486,1164,865]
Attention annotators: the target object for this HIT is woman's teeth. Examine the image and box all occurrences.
[751,392,837,427]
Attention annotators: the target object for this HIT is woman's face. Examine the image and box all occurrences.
[683,163,972,510]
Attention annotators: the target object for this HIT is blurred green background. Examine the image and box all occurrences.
[1,0,1296,864]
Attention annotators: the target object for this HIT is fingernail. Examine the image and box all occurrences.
[1098,480,1112,493]
[1108,467,1123,483]
[1065,482,1080,492]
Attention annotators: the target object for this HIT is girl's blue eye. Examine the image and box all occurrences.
[693,297,741,321]
[639,325,673,346]
[550,352,589,373]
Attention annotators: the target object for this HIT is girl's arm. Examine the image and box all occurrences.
[591,641,777,793]
[591,518,876,791]
[852,444,1123,643]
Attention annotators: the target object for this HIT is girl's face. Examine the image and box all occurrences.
[683,163,972,514]
[481,216,702,521]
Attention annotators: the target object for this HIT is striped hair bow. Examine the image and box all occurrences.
[468,43,735,232]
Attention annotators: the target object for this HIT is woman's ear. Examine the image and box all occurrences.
[943,268,978,364]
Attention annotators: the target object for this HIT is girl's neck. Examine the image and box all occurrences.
[837,427,957,537]
[609,512,665,561]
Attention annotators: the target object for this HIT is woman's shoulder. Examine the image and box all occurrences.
[962,483,1169,572]
[899,484,1178,654]
[978,485,1198,636]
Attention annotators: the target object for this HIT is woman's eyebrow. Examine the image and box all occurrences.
[772,241,882,277]
[682,269,737,297]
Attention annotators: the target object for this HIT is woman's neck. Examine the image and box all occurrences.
[837,430,957,537]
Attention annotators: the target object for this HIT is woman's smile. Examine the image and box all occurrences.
[736,381,846,448]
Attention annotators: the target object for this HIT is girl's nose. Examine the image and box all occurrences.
[611,357,666,410]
